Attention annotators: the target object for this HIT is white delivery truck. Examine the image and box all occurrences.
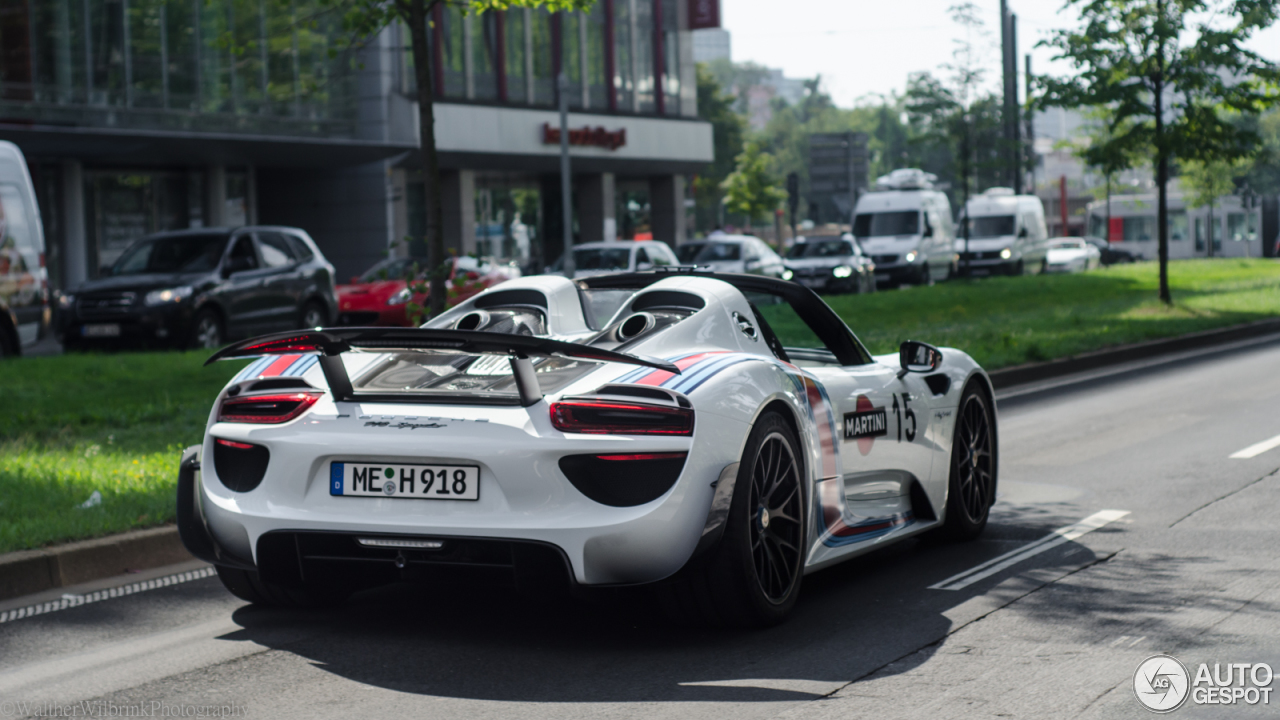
[0,140,47,357]
[853,168,956,288]
[956,188,1049,275]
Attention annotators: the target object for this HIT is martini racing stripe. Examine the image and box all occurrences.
[816,478,915,547]
[231,354,319,383]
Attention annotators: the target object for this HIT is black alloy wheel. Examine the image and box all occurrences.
[189,310,223,350]
[300,302,327,330]
[943,385,996,540]
[655,412,807,627]
[746,430,804,604]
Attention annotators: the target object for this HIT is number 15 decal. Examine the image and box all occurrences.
[891,393,917,442]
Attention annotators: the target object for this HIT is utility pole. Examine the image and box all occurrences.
[1000,0,1019,193]
[558,71,574,279]
[786,172,799,241]
[1025,54,1035,193]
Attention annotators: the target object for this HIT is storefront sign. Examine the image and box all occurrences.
[541,123,627,151]
[689,0,720,29]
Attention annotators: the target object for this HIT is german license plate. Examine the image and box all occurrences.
[330,462,479,501]
[874,273,890,282]
[82,323,121,338]
[800,278,824,289]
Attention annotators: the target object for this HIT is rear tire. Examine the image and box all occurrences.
[215,565,347,608]
[188,309,223,350]
[299,301,327,329]
[658,412,806,627]
[942,384,997,541]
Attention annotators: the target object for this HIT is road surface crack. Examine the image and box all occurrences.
[1169,467,1279,528]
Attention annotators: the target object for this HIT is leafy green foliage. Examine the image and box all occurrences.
[1035,0,1280,303]
[721,142,787,228]
[693,63,745,231]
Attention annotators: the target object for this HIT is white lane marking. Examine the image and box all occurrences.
[929,510,1130,591]
[0,567,216,625]
[1229,433,1280,459]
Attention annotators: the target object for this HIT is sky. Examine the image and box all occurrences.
[720,0,1280,108]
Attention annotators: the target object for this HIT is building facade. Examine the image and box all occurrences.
[0,0,712,288]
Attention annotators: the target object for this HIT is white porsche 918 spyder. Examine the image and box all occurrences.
[178,270,998,626]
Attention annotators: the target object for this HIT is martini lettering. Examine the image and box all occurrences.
[844,409,888,440]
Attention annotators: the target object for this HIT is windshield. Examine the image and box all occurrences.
[965,215,1016,239]
[550,247,632,272]
[359,257,426,283]
[111,233,228,276]
[677,242,742,264]
[786,240,854,259]
[853,211,919,238]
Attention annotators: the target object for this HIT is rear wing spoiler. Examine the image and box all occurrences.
[205,327,680,407]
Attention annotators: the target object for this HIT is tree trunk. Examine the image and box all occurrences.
[406,0,447,318]
[1155,0,1171,305]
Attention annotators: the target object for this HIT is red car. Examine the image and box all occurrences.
[336,256,519,327]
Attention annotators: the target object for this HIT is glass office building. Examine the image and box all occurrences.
[0,0,711,286]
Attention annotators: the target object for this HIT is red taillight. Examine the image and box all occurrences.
[215,438,255,450]
[550,401,694,436]
[218,392,322,424]
[595,453,689,461]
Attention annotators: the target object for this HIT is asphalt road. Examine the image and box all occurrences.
[3,340,1280,720]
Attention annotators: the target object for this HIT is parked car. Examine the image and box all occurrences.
[336,256,519,327]
[546,240,678,278]
[0,140,48,357]
[675,234,786,278]
[1083,236,1143,265]
[57,227,337,351]
[1044,238,1103,273]
[782,235,876,294]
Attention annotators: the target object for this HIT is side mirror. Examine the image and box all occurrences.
[1018,227,1029,238]
[636,261,654,271]
[899,340,943,377]
[350,275,360,284]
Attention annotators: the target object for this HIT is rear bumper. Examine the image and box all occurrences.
[187,404,744,587]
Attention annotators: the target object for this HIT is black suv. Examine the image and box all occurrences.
[57,227,337,350]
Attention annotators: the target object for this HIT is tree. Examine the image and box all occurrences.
[1181,157,1252,254]
[325,0,592,317]
[1036,0,1280,304]
[693,62,745,232]
[1074,106,1143,240]
[721,142,787,231]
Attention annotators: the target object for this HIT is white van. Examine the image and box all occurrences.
[957,188,1049,275]
[0,141,47,357]
[853,169,956,287]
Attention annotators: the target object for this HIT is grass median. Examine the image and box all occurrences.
[0,352,244,554]
[3,258,1278,554]
[766,258,1280,366]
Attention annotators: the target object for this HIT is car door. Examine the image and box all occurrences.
[219,233,270,335]
[255,231,302,329]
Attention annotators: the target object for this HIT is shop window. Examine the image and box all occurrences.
[1169,212,1187,242]
[563,12,583,108]
[472,12,498,101]
[505,9,527,103]
[84,170,213,274]
[585,4,609,110]
[660,0,680,114]
[1227,213,1257,243]
[633,0,655,113]
[612,0,633,111]
[438,6,466,98]
[531,10,554,106]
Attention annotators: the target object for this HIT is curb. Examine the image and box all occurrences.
[0,525,192,602]
[986,317,1280,390]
